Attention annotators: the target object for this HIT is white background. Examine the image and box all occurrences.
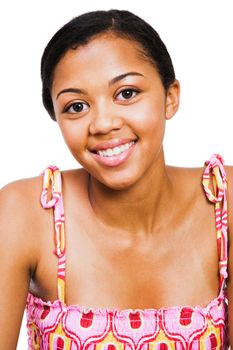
[0,0,232,348]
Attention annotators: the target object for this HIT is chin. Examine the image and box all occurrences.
[98,173,139,191]
[83,161,143,191]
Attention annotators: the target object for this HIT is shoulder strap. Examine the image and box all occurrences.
[202,154,228,293]
[40,166,66,303]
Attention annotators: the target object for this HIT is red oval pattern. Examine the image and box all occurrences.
[159,344,168,350]
[179,307,194,326]
[80,311,94,328]
[107,345,116,350]
[129,311,142,329]
[209,333,217,348]
[56,337,64,349]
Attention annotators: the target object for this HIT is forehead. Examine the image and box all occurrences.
[52,34,158,90]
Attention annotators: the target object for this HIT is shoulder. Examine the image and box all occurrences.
[167,164,204,200]
[0,174,43,217]
[1,173,42,193]
[0,166,88,211]
[61,167,88,184]
[60,167,90,200]
[0,175,45,271]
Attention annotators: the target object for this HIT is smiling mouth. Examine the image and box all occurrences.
[91,140,137,157]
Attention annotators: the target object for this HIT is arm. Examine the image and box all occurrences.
[0,181,38,349]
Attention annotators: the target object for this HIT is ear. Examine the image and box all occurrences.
[165,80,180,120]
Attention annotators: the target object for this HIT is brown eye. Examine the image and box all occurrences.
[65,102,89,114]
[122,89,134,99]
[72,103,84,112]
[116,88,139,101]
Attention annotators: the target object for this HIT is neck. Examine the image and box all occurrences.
[88,150,175,237]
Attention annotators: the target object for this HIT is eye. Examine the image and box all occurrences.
[116,88,139,101]
[64,101,89,114]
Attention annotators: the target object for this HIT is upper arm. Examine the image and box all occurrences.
[0,180,39,348]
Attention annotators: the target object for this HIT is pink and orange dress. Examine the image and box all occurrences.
[26,154,229,349]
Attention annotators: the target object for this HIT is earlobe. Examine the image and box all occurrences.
[165,80,180,120]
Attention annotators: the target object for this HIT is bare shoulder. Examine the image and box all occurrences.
[61,167,89,188]
[0,174,44,222]
[61,167,90,203]
[1,174,43,201]
[167,164,204,179]
[0,175,45,270]
[167,164,205,201]
[0,166,88,249]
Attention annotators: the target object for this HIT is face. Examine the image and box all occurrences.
[51,33,179,190]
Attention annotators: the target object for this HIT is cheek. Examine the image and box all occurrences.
[128,98,166,135]
[58,121,87,152]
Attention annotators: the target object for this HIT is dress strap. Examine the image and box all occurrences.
[40,166,66,303]
[202,154,228,292]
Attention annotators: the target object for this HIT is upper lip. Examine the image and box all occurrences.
[89,138,137,152]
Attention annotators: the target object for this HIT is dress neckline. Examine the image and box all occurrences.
[27,288,226,318]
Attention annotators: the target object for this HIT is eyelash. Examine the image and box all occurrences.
[115,88,140,101]
[63,88,140,114]
[64,102,89,114]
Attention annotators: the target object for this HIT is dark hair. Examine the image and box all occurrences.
[41,9,176,121]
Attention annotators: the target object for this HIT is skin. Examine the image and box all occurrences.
[1,33,233,348]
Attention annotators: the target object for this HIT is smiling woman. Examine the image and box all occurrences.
[0,9,232,350]
[51,32,179,189]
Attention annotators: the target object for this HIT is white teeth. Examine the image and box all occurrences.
[97,141,135,157]
[113,147,121,155]
[106,149,113,156]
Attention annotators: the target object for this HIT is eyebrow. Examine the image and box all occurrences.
[56,88,87,100]
[56,71,144,100]
[108,71,144,86]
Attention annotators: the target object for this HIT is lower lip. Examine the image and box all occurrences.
[90,142,137,167]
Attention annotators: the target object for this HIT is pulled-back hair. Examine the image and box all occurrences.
[41,9,176,120]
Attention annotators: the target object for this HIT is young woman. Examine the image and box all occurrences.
[0,9,232,349]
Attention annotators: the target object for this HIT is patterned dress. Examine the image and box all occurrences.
[26,154,229,349]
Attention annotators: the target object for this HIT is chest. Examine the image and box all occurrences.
[31,198,219,310]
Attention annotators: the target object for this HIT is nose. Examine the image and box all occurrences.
[88,102,123,135]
